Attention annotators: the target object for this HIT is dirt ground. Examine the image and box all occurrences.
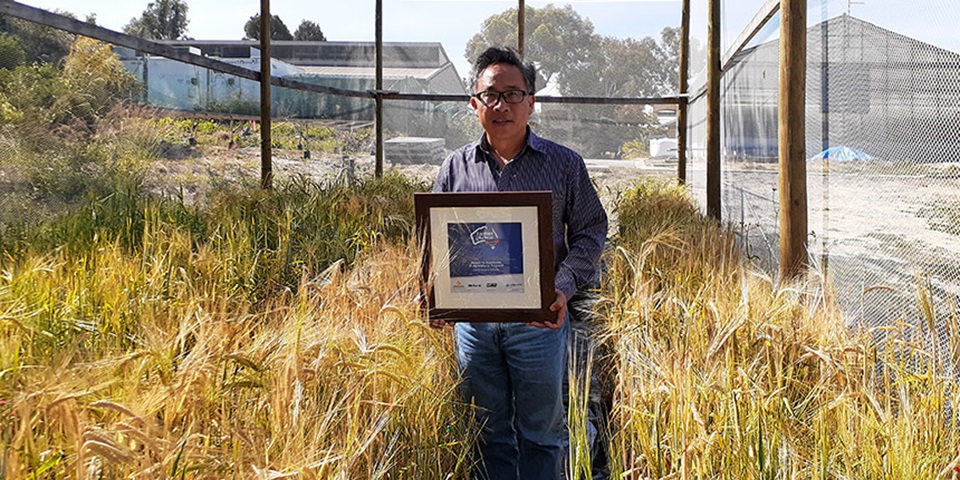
[698,161,960,334]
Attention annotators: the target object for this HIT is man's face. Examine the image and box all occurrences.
[471,63,534,142]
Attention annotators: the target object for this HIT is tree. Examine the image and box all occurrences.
[0,12,76,64]
[466,6,685,157]
[465,5,602,94]
[293,20,326,42]
[244,14,293,41]
[123,0,189,40]
[466,6,685,98]
[592,36,671,97]
[658,26,682,93]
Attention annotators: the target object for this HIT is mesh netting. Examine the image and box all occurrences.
[687,0,960,370]
[1,7,672,252]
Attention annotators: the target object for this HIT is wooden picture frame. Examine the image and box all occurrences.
[415,191,555,323]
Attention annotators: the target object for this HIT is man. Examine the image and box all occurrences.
[432,46,608,480]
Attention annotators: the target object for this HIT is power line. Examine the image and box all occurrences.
[848,0,866,15]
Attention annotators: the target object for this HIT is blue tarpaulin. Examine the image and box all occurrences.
[808,146,874,162]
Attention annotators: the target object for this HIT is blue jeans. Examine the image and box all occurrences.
[455,318,569,480]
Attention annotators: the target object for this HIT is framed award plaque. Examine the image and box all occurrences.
[414,191,555,323]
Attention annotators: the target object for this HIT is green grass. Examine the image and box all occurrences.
[0,169,426,297]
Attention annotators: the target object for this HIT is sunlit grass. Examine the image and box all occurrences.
[600,178,960,479]
[0,235,474,479]
[0,174,477,478]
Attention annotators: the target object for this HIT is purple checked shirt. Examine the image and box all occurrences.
[433,128,608,299]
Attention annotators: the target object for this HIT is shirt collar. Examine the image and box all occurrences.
[472,127,547,163]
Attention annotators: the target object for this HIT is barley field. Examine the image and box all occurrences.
[2,109,960,478]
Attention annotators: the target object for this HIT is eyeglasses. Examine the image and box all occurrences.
[473,90,531,106]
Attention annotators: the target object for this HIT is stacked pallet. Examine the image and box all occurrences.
[385,137,446,165]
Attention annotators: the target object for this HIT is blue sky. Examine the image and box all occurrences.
[16,0,960,79]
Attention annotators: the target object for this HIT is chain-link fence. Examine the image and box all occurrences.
[687,0,960,370]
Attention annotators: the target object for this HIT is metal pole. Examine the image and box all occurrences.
[820,0,831,273]
[677,0,690,185]
[740,187,745,232]
[374,0,384,178]
[706,0,721,220]
[518,0,525,57]
[779,0,808,279]
[259,0,272,189]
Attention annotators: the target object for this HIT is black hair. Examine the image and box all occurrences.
[471,46,537,94]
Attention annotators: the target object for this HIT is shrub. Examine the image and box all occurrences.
[0,13,75,64]
[0,94,21,123]
[0,63,67,130]
[61,36,140,128]
[0,36,139,140]
[0,33,26,70]
[620,139,648,159]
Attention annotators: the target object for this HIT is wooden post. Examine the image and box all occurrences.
[779,0,808,279]
[706,0,721,220]
[677,0,690,185]
[374,0,384,178]
[259,0,272,189]
[518,0,525,56]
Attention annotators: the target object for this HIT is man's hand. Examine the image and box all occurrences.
[416,292,448,329]
[528,289,566,330]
